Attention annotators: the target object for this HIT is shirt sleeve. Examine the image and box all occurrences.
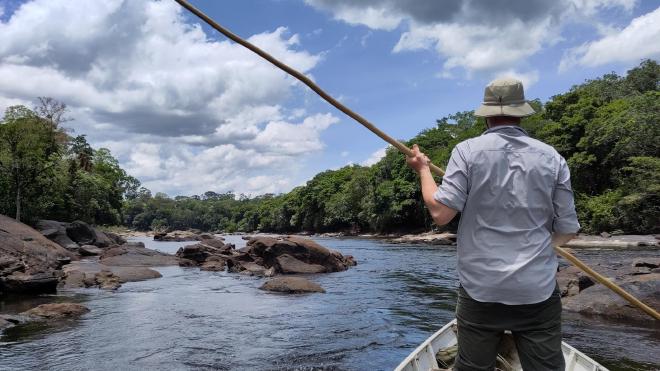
[552,156,580,234]
[434,145,469,212]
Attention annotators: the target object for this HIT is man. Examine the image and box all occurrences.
[406,78,580,371]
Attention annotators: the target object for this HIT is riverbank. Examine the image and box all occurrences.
[114,228,660,249]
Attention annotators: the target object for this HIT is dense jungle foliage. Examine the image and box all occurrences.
[0,98,139,225]
[1,61,658,234]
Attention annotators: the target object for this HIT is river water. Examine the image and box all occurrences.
[1,236,658,370]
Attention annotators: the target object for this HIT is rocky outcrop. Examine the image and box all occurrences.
[99,242,179,267]
[154,230,204,242]
[388,232,457,245]
[0,214,75,295]
[35,220,79,250]
[62,259,162,290]
[259,277,325,293]
[22,303,90,319]
[79,245,103,256]
[0,302,89,333]
[176,235,356,279]
[560,257,660,322]
[36,219,124,251]
[243,236,357,274]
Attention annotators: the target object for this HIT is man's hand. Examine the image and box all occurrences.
[406,143,458,226]
[406,144,430,173]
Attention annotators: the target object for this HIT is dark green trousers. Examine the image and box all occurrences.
[454,285,564,371]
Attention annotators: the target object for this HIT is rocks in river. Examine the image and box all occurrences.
[244,236,357,274]
[0,214,75,295]
[62,261,163,290]
[259,276,325,294]
[388,232,457,245]
[99,242,179,266]
[154,230,204,242]
[21,303,90,319]
[560,255,660,322]
[176,235,356,280]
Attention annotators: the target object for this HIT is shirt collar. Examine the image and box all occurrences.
[482,125,529,137]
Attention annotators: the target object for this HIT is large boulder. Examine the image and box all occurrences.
[35,219,79,250]
[259,276,325,293]
[563,277,660,322]
[66,220,97,245]
[62,260,162,290]
[0,214,75,295]
[245,236,356,274]
[100,242,179,266]
[92,228,114,248]
[154,230,202,242]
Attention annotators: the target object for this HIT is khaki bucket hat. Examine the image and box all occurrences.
[474,78,535,117]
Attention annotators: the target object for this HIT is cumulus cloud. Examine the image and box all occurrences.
[559,6,660,71]
[361,146,388,166]
[0,0,337,196]
[305,0,639,78]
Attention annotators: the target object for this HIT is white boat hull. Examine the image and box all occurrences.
[395,319,608,371]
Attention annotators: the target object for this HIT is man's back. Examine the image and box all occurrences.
[435,125,579,304]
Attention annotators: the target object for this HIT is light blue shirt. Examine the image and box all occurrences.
[434,125,580,304]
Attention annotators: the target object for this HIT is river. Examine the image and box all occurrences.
[1,236,659,370]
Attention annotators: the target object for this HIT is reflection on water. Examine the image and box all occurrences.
[0,236,658,370]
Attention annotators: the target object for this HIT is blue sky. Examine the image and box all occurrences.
[0,0,659,196]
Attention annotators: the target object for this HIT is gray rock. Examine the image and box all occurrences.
[66,220,96,245]
[79,245,103,256]
[35,219,79,250]
[259,276,325,294]
[276,254,327,274]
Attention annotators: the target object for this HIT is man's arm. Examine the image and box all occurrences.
[552,233,576,247]
[406,145,458,226]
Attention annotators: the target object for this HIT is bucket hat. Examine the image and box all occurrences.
[474,78,535,117]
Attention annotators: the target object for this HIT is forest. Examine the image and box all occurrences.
[1,60,658,235]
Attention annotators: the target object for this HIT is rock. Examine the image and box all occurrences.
[79,245,103,256]
[632,257,660,269]
[103,231,127,245]
[92,228,114,248]
[200,260,226,272]
[100,242,179,266]
[66,220,97,245]
[600,232,611,238]
[276,254,326,274]
[62,270,86,288]
[178,259,197,267]
[95,270,121,290]
[21,303,89,319]
[563,278,660,322]
[154,230,202,242]
[0,317,14,331]
[1,272,59,294]
[245,236,356,274]
[259,276,325,294]
[556,266,595,297]
[0,215,75,295]
[62,264,161,289]
[35,220,79,250]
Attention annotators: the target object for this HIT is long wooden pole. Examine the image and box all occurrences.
[173,0,659,321]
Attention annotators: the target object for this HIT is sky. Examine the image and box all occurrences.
[0,0,659,197]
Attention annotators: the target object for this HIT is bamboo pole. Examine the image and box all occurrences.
[173,0,659,321]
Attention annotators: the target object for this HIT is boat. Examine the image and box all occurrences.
[395,319,608,371]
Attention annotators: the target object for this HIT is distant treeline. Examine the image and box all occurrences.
[1,60,658,234]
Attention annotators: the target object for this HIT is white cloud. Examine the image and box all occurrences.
[559,7,660,71]
[0,0,336,196]
[304,0,639,78]
[361,146,388,166]
[494,69,540,89]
